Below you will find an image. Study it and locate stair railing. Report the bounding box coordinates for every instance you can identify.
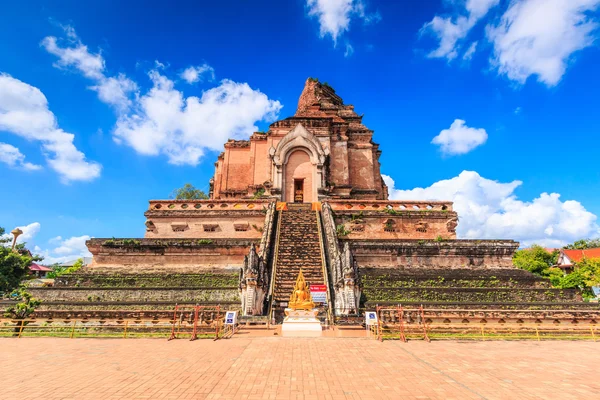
[316,209,335,327]
[266,209,283,326]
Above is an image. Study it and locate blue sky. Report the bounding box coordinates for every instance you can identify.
[1,0,599,262]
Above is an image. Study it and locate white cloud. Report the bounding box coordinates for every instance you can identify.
[41,35,104,80]
[42,26,281,167]
[113,70,282,165]
[514,106,522,114]
[52,235,91,255]
[180,64,215,84]
[344,42,354,57]
[431,119,488,155]
[42,26,138,110]
[89,74,138,110]
[37,234,93,265]
[306,0,380,44]
[384,171,600,247]
[486,0,600,86]
[0,73,101,183]
[0,142,42,171]
[49,235,63,244]
[462,41,478,60]
[421,0,499,60]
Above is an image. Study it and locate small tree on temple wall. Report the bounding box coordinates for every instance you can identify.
[170,183,209,200]
[0,226,40,294]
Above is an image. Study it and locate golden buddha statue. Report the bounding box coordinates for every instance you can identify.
[288,269,314,310]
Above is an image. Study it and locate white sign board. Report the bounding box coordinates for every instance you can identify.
[365,311,378,326]
[310,285,327,304]
[224,311,237,325]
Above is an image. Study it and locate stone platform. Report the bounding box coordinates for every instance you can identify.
[281,308,322,337]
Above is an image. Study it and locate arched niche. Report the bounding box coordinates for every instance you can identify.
[271,124,327,202]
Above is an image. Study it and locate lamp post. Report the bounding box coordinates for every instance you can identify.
[10,228,23,251]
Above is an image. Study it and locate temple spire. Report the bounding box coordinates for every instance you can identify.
[295,78,344,117]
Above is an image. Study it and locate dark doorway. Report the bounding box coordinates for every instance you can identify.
[294,179,304,203]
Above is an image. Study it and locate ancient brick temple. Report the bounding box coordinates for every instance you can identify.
[211,77,387,203]
[31,79,597,325]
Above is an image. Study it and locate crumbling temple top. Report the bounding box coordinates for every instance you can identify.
[211,78,388,202]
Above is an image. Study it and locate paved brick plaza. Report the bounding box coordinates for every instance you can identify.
[2,337,598,399]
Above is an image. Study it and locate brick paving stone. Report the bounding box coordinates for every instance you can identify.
[1,338,599,399]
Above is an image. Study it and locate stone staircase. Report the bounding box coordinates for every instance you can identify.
[271,204,326,319]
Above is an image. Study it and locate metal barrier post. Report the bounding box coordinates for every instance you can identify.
[168,304,179,341]
[123,321,129,339]
[17,321,25,338]
[376,305,383,342]
[591,327,596,342]
[214,306,221,341]
[398,305,407,343]
[190,306,199,341]
[420,306,430,343]
[535,327,540,341]
[70,320,76,339]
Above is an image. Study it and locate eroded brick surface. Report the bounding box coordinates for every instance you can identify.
[212,78,387,201]
[2,338,598,399]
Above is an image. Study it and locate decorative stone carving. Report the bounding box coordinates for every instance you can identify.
[263,180,273,196]
[321,202,361,316]
[170,222,189,232]
[239,201,276,316]
[415,221,428,233]
[239,244,266,316]
[144,220,156,233]
[447,217,458,233]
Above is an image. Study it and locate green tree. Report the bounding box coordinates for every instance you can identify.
[512,245,558,275]
[554,258,600,298]
[170,183,209,200]
[563,238,600,250]
[4,287,41,335]
[4,287,40,319]
[0,227,39,294]
[46,258,84,279]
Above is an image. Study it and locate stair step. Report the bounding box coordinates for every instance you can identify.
[272,207,327,309]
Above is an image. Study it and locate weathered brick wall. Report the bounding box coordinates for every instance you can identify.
[348,146,375,189]
[329,201,458,240]
[296,79,319,114]
[252,139,270,185]
[329,140,350,186]
[211,79,389,201]
[54,272,239,288]
[358,267,583,307]
[144,200,271,239]
[31,272,242,311]
[29,287,240,303]
[146,216,266,239]
[347,240,519,269]
[225,147,252,190]
[86,238,257,273]
[334,212,457,240]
